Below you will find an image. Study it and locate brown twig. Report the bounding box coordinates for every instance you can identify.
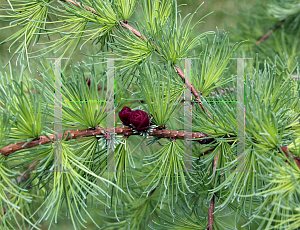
[118,21,210,117]
[207,149,220,230]
[1,207,5,216]
[207,197,215,230]
[174,66,211,116]
[1,127,212,156]
[205,146,298,230]
[280,146,300,169]
[198,147,216,160]
[119,21,146,40]
[59,0,211,118]
[17,160,40,184]
[119,22,212,118]
[60,0,98,15]
[256,19,286,45]
[148,187,157,197]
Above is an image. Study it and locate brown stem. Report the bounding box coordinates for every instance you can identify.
[207,197,215,230]
[59,0,211,118]
[205,145,298,230]
[118,22,210,117]
[120,23,212,118]
[256,19,286,45]
[198,147,216,160]
[174,66,211,117]
[17,160,40,184]
[119,21,145,40]
[119,21,165,56]
[118,20,207,116]
[207,149,220,230]
[60,0,98,16]
[1,127,211,156]
[280,146,300,169]
[148,187,157,197]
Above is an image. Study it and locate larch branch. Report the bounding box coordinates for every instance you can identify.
[58,0,211,118]
[1,127,211,156]
[256,19,285,45]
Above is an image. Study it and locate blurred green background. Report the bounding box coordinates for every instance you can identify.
[0,0,253,68]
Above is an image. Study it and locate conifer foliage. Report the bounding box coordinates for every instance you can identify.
[0,0,300,229]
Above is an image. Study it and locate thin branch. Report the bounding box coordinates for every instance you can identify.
[174,66,211,116]
[119,21,146,40]
[118,21,210,116]
[280,146,300,169]
[58,0,211,118]
[207,197,215,230]
[1,127,212,156]
[117,21,212,116]
[207,149,220,230]
[17,160,40,184]
[118,22,212,117]
[59,0,99,15]
[198,147,216,160]
[148,187,157,197]
[205,145,299,230]
[256,19,286,45]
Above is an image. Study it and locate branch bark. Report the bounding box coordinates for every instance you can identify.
[1,127,211,156]
[207,149,220,230]
[174,66,210,115]
[198,147,216,160]
[256,19,286,45]
[280,146,300,169]
[207,197,215,230]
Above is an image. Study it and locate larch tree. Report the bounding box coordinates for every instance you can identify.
[0,0,299,229]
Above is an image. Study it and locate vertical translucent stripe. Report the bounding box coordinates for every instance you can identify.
[183,58,193,173]
[54,58,63,172]
[236,58,245,172]
[106,58,115,173]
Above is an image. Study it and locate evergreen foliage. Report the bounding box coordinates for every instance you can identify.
[0,0,299,229]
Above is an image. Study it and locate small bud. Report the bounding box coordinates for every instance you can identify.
[118,106,132,126]
[86,78,91,87]
[130,110,150,131]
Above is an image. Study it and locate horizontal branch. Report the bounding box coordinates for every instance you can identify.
[1,127,211,156]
